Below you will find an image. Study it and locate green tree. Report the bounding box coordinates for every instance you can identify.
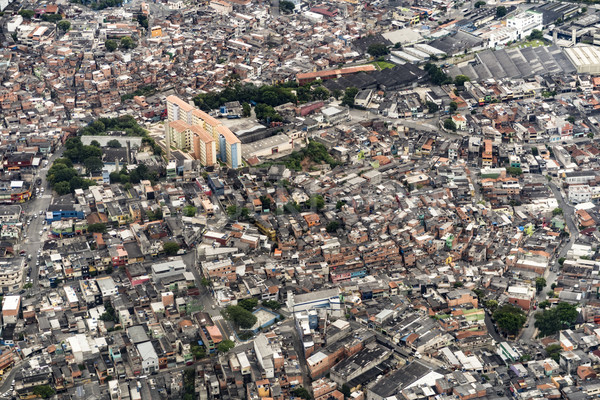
[443,118,457,132]
[41,13,62,23]
[222,305,257,329]
[326,221,340,233]
[454,75,470,87]
[341,87,359,107]
[546,344,562,362]
[538,300,550,309]
[493,304,526,335]
[106,139,122,148]
[57,20,71,32]
[291,386,312,400]
[163,242,180,256]
[534,302,579,337]
[474,1,485,7]
[242,102,251,117]
[507,167,523,176]
[424,63,451,85]
[137,14,149,29]
[425,101,439,113]
[567,115,575,124]
[88,223,107,234]
[183,205,197,217]
[309,195,325,210]
[84,156,104,174]
[558,257,566,265]
[449,101,458,112]
[217,339,235,353]
[528,29,543,40]
[367,43,390,58]
[201,277,211,287]
[535,277,547,293]
[336,200,345,210]
[553,208,563,216]
[496,6,507,18]
[262,300,281,310]
[18,9,34,19]
[238,298,258,311]
[531,147,538,156]
[32,385,55,399]
[54,181,71,195]
[280,0,295,13]
[105,39,118,52]
[120,36,136,50]
[484,299,498,313]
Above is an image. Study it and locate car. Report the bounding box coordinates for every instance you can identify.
[34,214,37,219]
[42,220,46,225]
[525,324,529,328]
[39,210,44,215]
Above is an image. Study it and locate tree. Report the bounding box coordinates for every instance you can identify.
[279,0,295,13]
[84,156,104,174]
[443,118,457,132]
[496,6,507,18]
[238,298,258,311]
[531,147,538,156]
[222,305,257,329]
[242,102,251,117]
[484,299,498,313]
[454,75,470,87]
[120,36,136,50]
[262,300,281,310]
[552,208,563,216]
[32,385,55,399]
[309,195,325,210]
[326,221,340,233]
[534,302,579,337]
[424,63,451,85]
[566,115,575,124]
[163,242,180,256]
[341,87,359,107]
[505,166,522,176]
[474,1,485,7]
[493,304,526,335]
[291,386,312,400]
[88,223,107,234]
[546,344,562,362]
[18,9,34,19]
[538,300,550,309]
[137,14,149,29]
[57,20,71,32]
[425,101,439,113]
[449,101,458,112]
[528,29,543,40]
[201,277,211,287]
[183,205,197,217]
[535,277,547,293]
[217,340,235,353]
[105,39,118,52]
[54,181,71,195]
[106,139,122,148]
[41,13,62,23]
[367,43,390,58]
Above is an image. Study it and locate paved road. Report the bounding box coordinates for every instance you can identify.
[519,181,577,342]
[180,250,237,343]
[19,148,64,289]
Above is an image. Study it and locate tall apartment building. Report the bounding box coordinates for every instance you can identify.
[165,95,242,168]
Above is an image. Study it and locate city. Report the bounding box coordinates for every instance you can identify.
[1,0,600,399]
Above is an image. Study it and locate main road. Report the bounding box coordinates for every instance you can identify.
[519,181,578,342]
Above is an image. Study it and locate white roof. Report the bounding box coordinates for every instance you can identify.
[2,295,20,311]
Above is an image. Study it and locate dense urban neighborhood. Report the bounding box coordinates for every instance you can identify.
[3,0,600,399]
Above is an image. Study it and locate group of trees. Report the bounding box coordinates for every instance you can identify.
[100,300,120,324]
[534,302,578,337]
[163,242,180,256]
[109,164,159,186]
[443,118,457,132]
[279,0,295,13]
[424,63,452,86]
[183,205,197,217]
[367,43,390,58]
[283,140,338,171]
[80,116,162,156]
[341,87,359,107]
[193,80,332,122]
[493,304,527,336]
[47,157,97,195]
[71,0,123,11]
[105,36,136,52]
[222,305,257,330]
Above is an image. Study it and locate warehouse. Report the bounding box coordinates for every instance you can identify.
[564,45,600,74]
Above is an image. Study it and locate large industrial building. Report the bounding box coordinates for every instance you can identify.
[165,96,242,168]
[564,45,600,74]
